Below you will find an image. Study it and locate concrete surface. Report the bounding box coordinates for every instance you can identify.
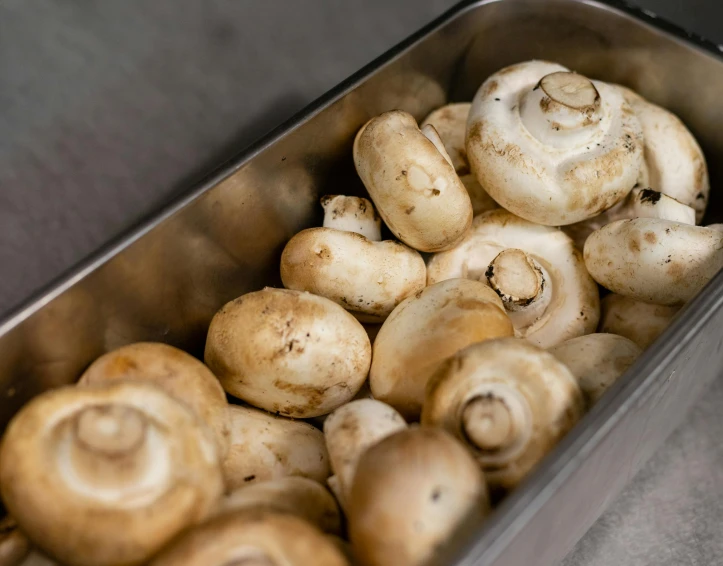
[1,1,722,564]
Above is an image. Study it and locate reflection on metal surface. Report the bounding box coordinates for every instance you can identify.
[1,1,723,565]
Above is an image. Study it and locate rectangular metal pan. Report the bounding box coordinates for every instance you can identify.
[2,1,723,565]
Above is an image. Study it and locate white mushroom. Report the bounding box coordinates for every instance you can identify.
[205,288,371,418]
[421,103,472,174]
[599,293,680,349]
[222,404,330,492]
[216,477,341,535]
[0,381,223,566]
[466,61,643,226]
[323,399,407,510]
[616,85,709,222]
[422,337,584,493]
[148,510,350,566]
[353,110,473,252]
[370,278,514,419]
[281,196,426,322]
[548,333,642,406]
[584,219,723,305]
[427,209,600,347]
[77,342,230,458]
[0,515,30,566]
[348,427,490,566]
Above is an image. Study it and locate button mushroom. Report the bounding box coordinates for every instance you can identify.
[353,110,473,252]
[280,196,426,322]
[320,194,382,240]
[0,515,30,566]
[422,337,584,493]
[0,381,223,566]
[215,477,341,535]
[599,293,680,349]
[323,399,407,511]
[370,278,514,419]
[466,60,643,226]
[222,404,330,492]
[348,427,490,566]
[205,288,371,418]
[584,218,723,305]
[148,510,350,566]
[427,209,600,347]
[77,341,230,457]
[548,333,642,406]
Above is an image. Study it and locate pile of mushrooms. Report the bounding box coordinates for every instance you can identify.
[0,58,719,566]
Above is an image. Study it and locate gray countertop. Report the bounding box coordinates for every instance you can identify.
[2,1,722,564]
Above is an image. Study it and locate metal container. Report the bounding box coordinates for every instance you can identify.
[1,0,722,564]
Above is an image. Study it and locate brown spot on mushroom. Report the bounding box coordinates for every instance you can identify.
[644,231,657,245]
[628,236,641,252]
[483,80,499,96]
[666,261,685,282]
[431,189,441,197]
[405,206,416,215]
[315,246,331,260]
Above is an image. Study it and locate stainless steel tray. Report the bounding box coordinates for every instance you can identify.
[2,1,723,565]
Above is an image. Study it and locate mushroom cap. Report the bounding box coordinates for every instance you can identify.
[0,381,223,566]
[466,61,643,226]
[321,195,382,241]
[370,278,514,419]
[280,228,426,322]
[348,427,489,566]
[548,333,642,406]
[427,209,600,347]
[148,510,350,566]
[584,218,723,305]
[205,288,371,418]
[421,103,472,174]
[422,337,584,491]
[599,293,680,349]
[460,174,500,216]
[353,110,473,252]
[0,515,30,566]
[323,399,407,510]
[616,86,709,222]
[216,477,341,535]
[78,342,230,458]
[222,404,330,492]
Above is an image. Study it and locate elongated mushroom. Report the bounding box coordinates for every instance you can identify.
[216,477,341,535]
[281,196,426,322]
[353,110,473,252]
[78,342,230,457]
[599,293,680,349]
[0,515,30,566]
[205,288,371,418]
[466,61,643,226]
[0,381,223,566]
[427,209,599,347]
[422,338,584,492]
[148,510,349,566]
[324,399,407,510]
[584,218,723,305]
[348,427,490,566]
[548,333,642,406]
[421,103,472,174]
[222,404,330,492]
[370,278,514,419]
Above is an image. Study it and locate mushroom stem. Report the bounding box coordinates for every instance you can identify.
[520,71,602,148]
[485,249,552,333]
[321,195,381,241]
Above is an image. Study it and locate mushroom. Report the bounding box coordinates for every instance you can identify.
[348,427,490,566]
[78,341,230,457]
[616,85,709,222]
[215,477,341,535]
[584,218,723,305]
[564,187,696,251]
[148,510,350,566]
[422,337,584,492]
[466,60,643,226]
[323,399,407,510]
[599,293,681,349]
[548,333,642,406]
[205,288,371,418]
[353,110,473,252]
[421,103,472,174]
[0,381,223,566]
[370,278,514,419]
[280,196,426,322]
[427,209,600,348]
[0,515,30,566]
[222,404,330,492]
